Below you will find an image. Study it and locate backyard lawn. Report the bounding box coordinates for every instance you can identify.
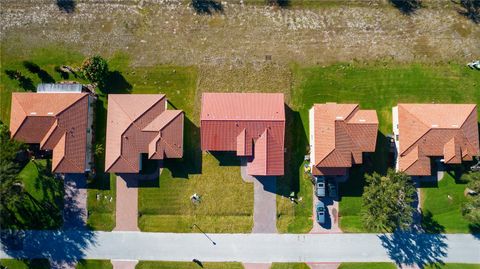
[420,171,473,233]
[135,261,244,269]
[291,62,480,233]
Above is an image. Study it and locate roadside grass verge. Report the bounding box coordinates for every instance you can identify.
[271,263,310,269]
[0,259,50,269]
[291,62,480,233]
[135,261,244,269]
[76,259,113,269]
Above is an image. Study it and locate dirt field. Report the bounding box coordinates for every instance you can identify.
[2,0,479,66]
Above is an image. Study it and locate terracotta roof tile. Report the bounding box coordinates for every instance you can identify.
[397,104,479,176]
[201,93,285,176]
[311,103,378,176]
[10,93,89,173]
[105,94,183,173]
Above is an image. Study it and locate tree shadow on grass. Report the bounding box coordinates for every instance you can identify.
[191,0,223,15]
[1,167,96,267]
[267,0,290,8]
[23,61,55,83]
[421,210,445,234]
[276,105,308,197]
[378,226,447,268]
[0,258,50,269]
[5,70,36,92]
[99,71,132,94]
[161,116,202,179]
[1,160,63,231]
[57,0,76,13]
[469,223,480,239]
[452,0,479,24]
[389,0,422,14]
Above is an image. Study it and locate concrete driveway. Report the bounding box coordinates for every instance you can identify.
[241,160,277,234]
[63,174,87,230]
[252,177,277,233]
[114,175,139,231]
[310,190,342,234]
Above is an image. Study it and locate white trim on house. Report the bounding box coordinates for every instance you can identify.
[309,107,315,171]
[392,106,400,171]
[85,95,95,172]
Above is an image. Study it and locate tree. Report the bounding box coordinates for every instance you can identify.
[94,143,104,157]
[0,123,25,228]
[462,171,480,194]
[362,169,417,232]
[81,55,109,86]
[462,171,480,225]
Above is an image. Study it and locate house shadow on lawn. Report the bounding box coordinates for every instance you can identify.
[338,131,389,201]
[158,116,202,179]
[276,105,308,198]
[210,151,242,166]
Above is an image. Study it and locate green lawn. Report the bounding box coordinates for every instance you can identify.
[270,263,310,269]
[291,62,480,233]
[135,261,244,269]
[76,259,113,269]
[420,172,473,233]
[338,263,397,269]
[139,152,254,232]
[0,259,50,269]
[3,159,64,230]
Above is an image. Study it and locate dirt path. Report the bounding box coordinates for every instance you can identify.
[1,0,478,69]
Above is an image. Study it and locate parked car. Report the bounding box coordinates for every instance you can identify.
[316,201,326,224]
[328,179,337,198]
[315,176,326,197]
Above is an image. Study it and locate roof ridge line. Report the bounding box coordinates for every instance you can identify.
[399,106,431,155]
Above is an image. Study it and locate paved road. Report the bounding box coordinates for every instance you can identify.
[1,231,479,265]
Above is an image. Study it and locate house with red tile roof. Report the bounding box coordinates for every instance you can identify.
[309,103,378,176]
[105,94,183,173]
[10,92,94,173]
[200,93,285,176]
[393,104,479,176]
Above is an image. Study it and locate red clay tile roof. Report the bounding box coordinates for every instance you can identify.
[105,94,183,173]
[397,104,479,176]
[201,93,285,176]
[10,93,90,173]
[312,103,378,176]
